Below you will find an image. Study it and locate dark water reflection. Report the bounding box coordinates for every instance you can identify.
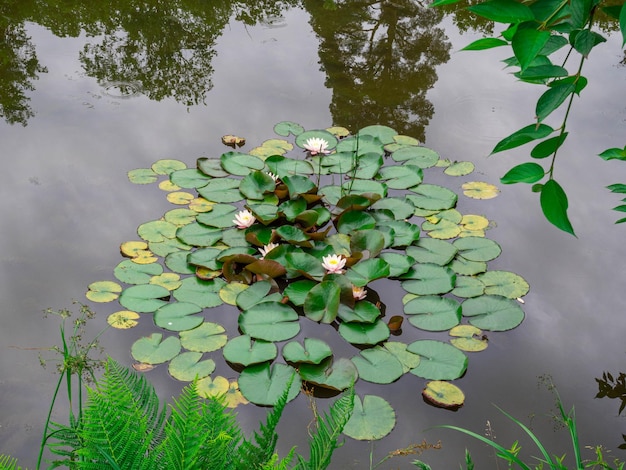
[1,1,625,468]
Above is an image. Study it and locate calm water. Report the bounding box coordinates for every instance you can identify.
[1,1,625,468]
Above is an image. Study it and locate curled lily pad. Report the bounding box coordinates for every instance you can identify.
[422,381,465,409]
[238,362,301,406]
[283,279,317,306]
[223,335,277,367]
[408,340,468,380]
[282,338,332,365]
[168,352,215,381]
[343,394,396,441]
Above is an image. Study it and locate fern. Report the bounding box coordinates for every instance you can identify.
[0,455,23,470]
[294,385,355,470]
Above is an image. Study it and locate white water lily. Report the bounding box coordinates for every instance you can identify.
[322,254,346,274]
[303,137,331,155]
[266,172,279,182]
[352,285,367,300]
[233,209,255,229]
[259,242,279,259]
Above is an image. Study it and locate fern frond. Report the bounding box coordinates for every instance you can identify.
[295,385,355,470]
[0,454,22,470]
[235,374,294,469]
[194,395,242,469]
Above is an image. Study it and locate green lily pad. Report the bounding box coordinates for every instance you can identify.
[346,258,391,287]
[169,168,212,188]
[343,395,396,441]
[404,296,461,331]
[172,277,225,308]
[131,333,181,364]
[451,276,486,298]
[352,152,384,179]
[341,179,387,198]
[283,279,317,306]
[274,121,305,137]
[223,335,277,367]
[282,338,333,365]
[176,222,223,247]
[197,178,242,203]
[195,204,240,228]
[406,184,457,211]
[337,301,381,323]
[378,252,415,277]
[128,168,157,184]
[377,164,423,189]
[449,325,488,352]
[220,152,265,176]
[197,158,229,178]
[295,129,338,151]
[238,362,301,406]
[391,146,439,168]
[239,171,276,200]
[138,220,178,243]
[461,296,525,331]
[385,220,421,247]
[119,284,170,313]
[154,301,204,332]
[152,159,187,175]
[179,322,228,353]
[478,271,530,299]
[298,357,358,391]
[371,197,415,220]
[163,208,197,227]
[358,125,397,144]
[113,260,163,285]
[338,319,390,345]
[406,238,458,266]
[351,346,404,384]
[421,219,462,240]
[449,257,487,276]
[336,135,384,157]
[168,352,215,381]
[148,238,191,258]
[383,342,421,373]
[408,340,468,380]
[86,280,123,303]
[453,237,502,262]
[337,210,377,233]
[349,230,385,258]
[303,281,341,323]
[165,251,196,275]
[401,263,455,295]
[265,155,314,178]
[422,381,465,409]
[443,161,475,176]
[236,280,273,310]
[238,302,300,342]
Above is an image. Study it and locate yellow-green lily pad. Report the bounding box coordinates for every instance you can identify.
[86,281,122,302]
[197,376,249,408]
[343,394,396,441]
[107,310,140,329]
[422,381,465,409]
[449,324,488,352]
[462,181,500,199]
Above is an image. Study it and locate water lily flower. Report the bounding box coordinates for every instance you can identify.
[267,172,279,182]
[259,242,279,259]
[233,209,255,229]
[303,137,331,155]
[322,254,346,274]
[352,285,367,300]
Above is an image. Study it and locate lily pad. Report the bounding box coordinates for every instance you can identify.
[453,237,502,262]
[404,296,461,331]
[128,168,157,184]
[107,310,140,329]
[265,155,314,178]
[154,301,204,332]
[406,238,458,266]
[168,352,215,381]
[298,357,358,391]
[197,178,242,203]
[274,121,305,136]
[152,159,187,175]
[371,197,415,220]
[401,263,455,295]
[303,281,341,323]
[131,333,181,364]
[444,161,475,176]
[197,376,249,408]
[449,325,488,352]
[238,302,301,342]
[223,335,278,367]
[351,346,404,384]
[346,258,390,287]
[169,168,212,189]
[172,277,225,308]
[149,273,182,291]
[391,146,439,168]
[282,338,333,365]
[422,381,465,409]
[86,280,123,302]
[118,284,170,313]
[408,340,468,380]
[407,184,457,211]
[383,342,421,373]
[220,152,265,176]
[179,322,228,352]
[176,222,223,247]
[358,124,397,144]
[377,164,423,189]
[449,257,487,276]
[451,276,486,298]
[343,394,396,441]
[238,362,301,406]
[283,279,317,306]
[462,181,500,199]
[478,271,530,299]
[137,220,178,243]
[461,295,525,331]
[337,301,381,323]
[338,319,390,345]
[378,252,415,277]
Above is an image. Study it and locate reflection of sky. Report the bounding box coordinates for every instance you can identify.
[1,9,625,469]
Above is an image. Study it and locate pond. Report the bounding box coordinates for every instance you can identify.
[1,1,625,468]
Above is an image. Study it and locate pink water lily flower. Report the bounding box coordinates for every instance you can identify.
[352,285,367,300]
[233,210,255,229]
[259,242,279,259]
[303,137,331,156]
[322,254,346,274]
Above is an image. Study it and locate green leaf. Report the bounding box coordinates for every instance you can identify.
[371,197,415,220]
[358,125,397,144]
[391,146,439,168]
[303,280,341,323]
[451,276,486,298]
[515,64,569,81]
[383,342,421,372]
[492,124,554,154]
[337,210,377,233]
[282,338,332,365]
[239,171,276,200]
[406,238,458,266]
[468,0,535,23]
[462,38,509,51]
[406,184,458,211]
[461,295,525,331]
[168,352,215,381]
[220,152,265,176]
[351,346,404,384]
[501,162,545,184]
[338,319,390,345]
[265,155,314,178]
[138,220,178,242]
[443,161,475,177]
[169,168,212,188]
[449,325,488,352]
[345,258,391,287]
[453,237,502,262]
[195,204,239,228]
[128,168,157,184]
[407,340,468,380]
[119,284,170,313]
[298,357,358,391]
[283,174,317,198]
[621,3,626,47]
[512,29,550,71]
[172,277,224,308]
[530,133,568,159]
[337,301,381,323]
[222,335,277,367]
[114,260,163,285]
[283,279,317,306]
[176,222,222,247]
[238,301,301,341]
[274,121,305,136]
[343,395,396,441]
[377,164,423,189]
[295,129,338,152]
[536,83,575,122]
[598,146,626,161]
[154,301,204,332]
[401,263,455,295]
[478,271,530,298]
[428,0,463,6]
[350,230,385,258]
[404,296,462,331]
[131,333,181,364]
[197,178,243,203]
[378,252,415,277]
[570,29,607,57]
[238,363,301,406]
[607,183,626,194]
[540,179,575,235]
[179,322,228,352]
[422,381,465,409]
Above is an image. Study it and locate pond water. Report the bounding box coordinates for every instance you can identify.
[1,1,625,468]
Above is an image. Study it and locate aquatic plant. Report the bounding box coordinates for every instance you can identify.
[430,0,626,233]
[87,122,528,440]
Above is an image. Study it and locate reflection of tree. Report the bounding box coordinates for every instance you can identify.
[303,0,451,141]
[0,3,47,126]
[596,371,626,450]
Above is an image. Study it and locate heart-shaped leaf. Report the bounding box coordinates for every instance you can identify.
[238,302,300,342]
[238,363,301,406]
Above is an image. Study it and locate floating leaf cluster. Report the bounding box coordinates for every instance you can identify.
[87,123,528,439]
